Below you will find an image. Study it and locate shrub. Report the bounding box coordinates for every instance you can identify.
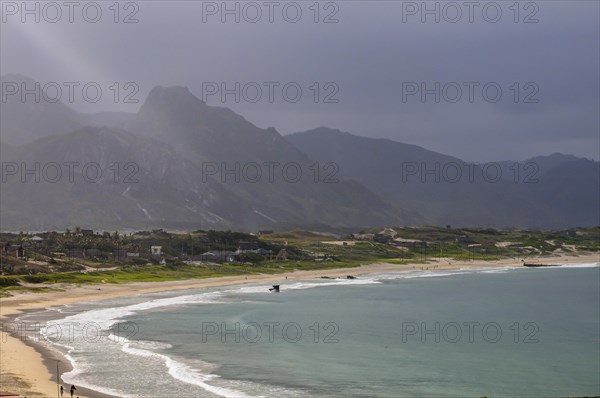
[239,253,265,264]
[128,257,149,266]
[21,275,50,284]
[0,277,20,287]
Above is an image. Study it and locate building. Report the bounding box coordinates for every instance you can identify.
[200,251,238,263]
[275,249,287,260]
[6,245,25,258]
[238,240,259,251]
[373,233,392,243]
[352,233,374,241]
[455,235,472,243]
[373,228,398,243]
[392,238,427,247]
[253,248,273,255]
[151,246,162,256]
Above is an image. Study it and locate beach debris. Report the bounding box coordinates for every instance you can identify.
[522,262,560,267]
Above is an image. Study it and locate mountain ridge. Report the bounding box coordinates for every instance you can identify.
[287,128,599,229]
[1,74,596,230]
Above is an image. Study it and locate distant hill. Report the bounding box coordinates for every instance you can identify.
[0,126,247,230]
[0,87,416,230]
[287,128,599,228]
[524,158,600,227]
[0,74,86,145]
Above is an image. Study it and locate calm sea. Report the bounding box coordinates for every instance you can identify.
[22,263,600,397]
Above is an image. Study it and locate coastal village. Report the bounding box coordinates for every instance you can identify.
[0,227,597,285]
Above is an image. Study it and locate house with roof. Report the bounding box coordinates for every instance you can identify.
[392,238,427,248]
[200,250,239,263]
[373,233,392,243]
[352,233,374,241]
[237,240,259,252]
[6,245,25,258]
[374,228,398,243]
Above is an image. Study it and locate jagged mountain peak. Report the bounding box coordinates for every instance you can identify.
[142,86,205,109]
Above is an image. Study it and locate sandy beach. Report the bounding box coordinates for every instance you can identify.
[1,252,598,398]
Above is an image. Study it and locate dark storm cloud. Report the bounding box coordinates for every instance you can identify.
[1,0,598,161]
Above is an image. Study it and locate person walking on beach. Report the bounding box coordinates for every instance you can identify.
[70,385,77,397]
[60,385,64,396]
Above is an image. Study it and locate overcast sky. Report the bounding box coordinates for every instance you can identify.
[1,1,598,161]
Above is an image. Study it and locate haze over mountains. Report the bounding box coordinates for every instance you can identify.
[288,128,599,229]
[1,75,598,231]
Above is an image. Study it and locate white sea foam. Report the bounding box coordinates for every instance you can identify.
[60,350,134,398]
[46,287,282,397]
[401,271,471,279]
[60,291,225,329]
[477,267,514,274]
[370,268,515,281]
[283,279,382,289]
[227,278,381,295]
[558,262,600,268]
[53,326,256,398]
[128,339,173,350]
[120,336,256,398]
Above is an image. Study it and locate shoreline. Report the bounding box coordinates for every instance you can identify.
[1,252,598,398]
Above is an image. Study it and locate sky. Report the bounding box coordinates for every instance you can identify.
[1,0,599,162]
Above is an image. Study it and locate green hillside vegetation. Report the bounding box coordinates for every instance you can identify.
[1,227,597,296]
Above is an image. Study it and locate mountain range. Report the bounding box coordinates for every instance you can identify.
[1,74,598,231]
[288,128,599,229]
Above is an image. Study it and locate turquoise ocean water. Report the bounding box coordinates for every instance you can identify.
[22,263,600,397]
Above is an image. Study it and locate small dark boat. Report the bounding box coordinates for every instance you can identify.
[269,285,280,292]
[523,263,560,268]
